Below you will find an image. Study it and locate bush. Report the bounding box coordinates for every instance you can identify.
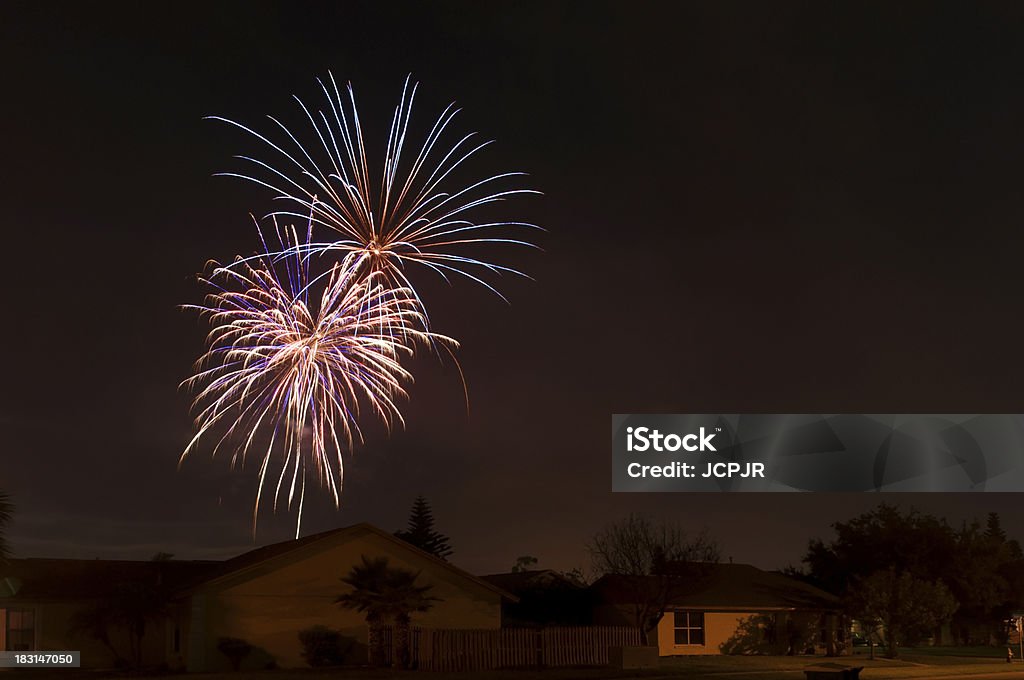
[216,637,252,671]
[298,625,349,667]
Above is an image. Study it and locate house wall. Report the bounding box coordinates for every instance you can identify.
[591,603,766,655]
[593,604,834,657]
[1,600,171,669]
[188,529,501,671]
[656,610,760,656]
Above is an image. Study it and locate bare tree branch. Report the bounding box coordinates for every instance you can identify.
[588,514,719,641]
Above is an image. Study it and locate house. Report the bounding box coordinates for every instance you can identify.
[0,557,214,666]
[591,562,843,657]
[479,569,592,627]
[0,523,514,671]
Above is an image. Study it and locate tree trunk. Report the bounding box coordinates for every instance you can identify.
[394,614,411,669]
[366,616,385,668]
[885,623,899,658]
[97,631,122,665]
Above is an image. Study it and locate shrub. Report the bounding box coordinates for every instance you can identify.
[216,637,252,671]
[298,625,348,667]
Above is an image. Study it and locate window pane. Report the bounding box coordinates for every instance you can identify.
[692,611,704,627]
[690,629,704,645]
[673,611,686,627]
[6,610,34,652]
[674,629,689,645]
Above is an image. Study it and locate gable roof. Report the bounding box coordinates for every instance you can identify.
[180,523,516,601]
[592,563,839,611]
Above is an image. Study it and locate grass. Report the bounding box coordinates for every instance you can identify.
[661,651,1024,678]
[7,650,1024,680]
[899,646,1010,660]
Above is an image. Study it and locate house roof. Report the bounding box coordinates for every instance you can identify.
[182,523,516,601]
[0,523,515,603]
[0,558,217,601]
[592,563,839,612]
[479,570,583,595]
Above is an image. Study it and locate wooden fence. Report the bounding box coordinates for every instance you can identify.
[381,625,642,671]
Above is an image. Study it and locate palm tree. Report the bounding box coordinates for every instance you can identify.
[112,579,169,668]
[68,601,124,665]
[68,565,171,669]
[335,555,439,668]
[0,492,13,565]
[336,556,391,666]
[383,567,437,669]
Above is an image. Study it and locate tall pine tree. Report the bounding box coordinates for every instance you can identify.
[394,496,453,560]
[986,512,1007,543]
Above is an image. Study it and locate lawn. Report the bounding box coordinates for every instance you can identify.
[659,651,1024,678]
[6,651,1024,680]
[898,646,1010,661]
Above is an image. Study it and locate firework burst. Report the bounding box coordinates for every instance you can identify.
[207,73,542,316]
[183,76,539,535]
[181,222,454,536]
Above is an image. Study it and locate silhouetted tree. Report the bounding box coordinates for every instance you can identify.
[983,512,1023,560]
[846,568,957,657]
[111,579,169,668]
[67,563,170,669]
[503,571,593,627]
[588,514,718,643]
[805,504,957,598]
[336,555,439,669]
[807,505,1024,646]
[336,556,390,667]
[947,519,1010,642]
[68,601,123,665]
[383,567,437,669]
[562,566,589,586]
[979,513,1024,642]
[394,496,453,560]
[0,492,12,565]
[986,512,1008,543]
[511,556,538,572]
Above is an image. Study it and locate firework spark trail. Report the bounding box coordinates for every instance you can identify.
[182,76,538,535]
[181,221,455,537]
[206,73,543,317]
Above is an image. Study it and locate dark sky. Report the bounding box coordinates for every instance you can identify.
[5,1,1024,576]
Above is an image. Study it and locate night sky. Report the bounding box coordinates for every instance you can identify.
[5,2,1024,576]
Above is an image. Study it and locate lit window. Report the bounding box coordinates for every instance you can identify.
[6,608,34,651]
[673,611,704,645]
